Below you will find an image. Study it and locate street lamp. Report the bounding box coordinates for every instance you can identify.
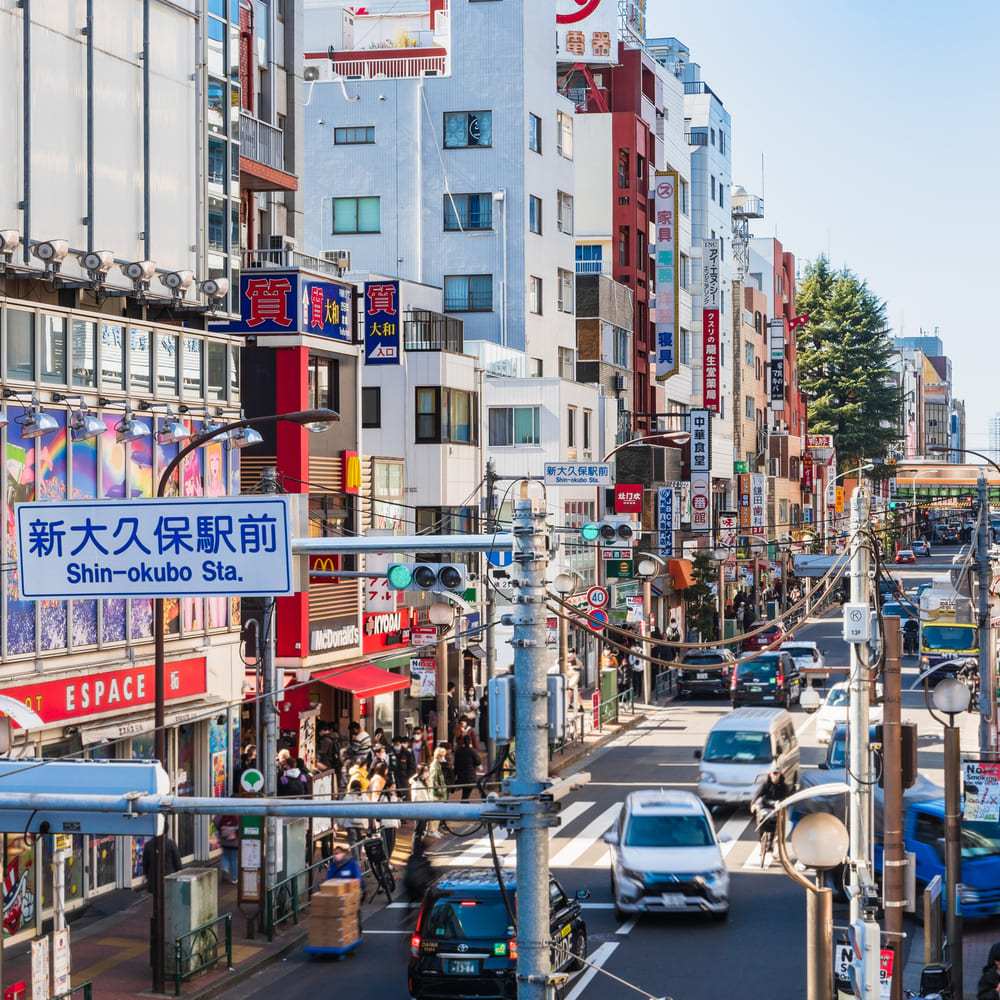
[150,407,338,993]
[635,553,665,703]
[931,676,971,1000]
[428,601,456,746]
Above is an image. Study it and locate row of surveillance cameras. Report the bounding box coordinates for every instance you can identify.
[0,232,228,303]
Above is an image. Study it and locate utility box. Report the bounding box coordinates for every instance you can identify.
[282,818,309,901]
[598,668,618,726]
[164,868,218,977]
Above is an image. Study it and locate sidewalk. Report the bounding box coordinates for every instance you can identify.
[2,705,649,1000]
[903,916,1000,999]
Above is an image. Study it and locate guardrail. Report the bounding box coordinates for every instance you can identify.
[52,983,92,1000]
[173,913,232,996]
[266,854,333,942]
[654,668,677,700]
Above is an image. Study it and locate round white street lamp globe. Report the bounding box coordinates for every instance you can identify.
[790,812,850,871]
[932,676,971,716]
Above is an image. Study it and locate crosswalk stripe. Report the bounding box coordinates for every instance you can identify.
[564,941,619,1000]
[551,805,620,868]
[717,812,754,860]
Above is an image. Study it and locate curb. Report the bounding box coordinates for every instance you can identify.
[549,711,648,775]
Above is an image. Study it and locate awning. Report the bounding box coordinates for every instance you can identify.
[313,664,410,699]
[668,558,695,590]
[79,698,227,745]
[464,645,486,659]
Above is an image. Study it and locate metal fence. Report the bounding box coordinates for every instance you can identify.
[173,913,232,996]
[266,854,334,941]
[52,983,92,1000]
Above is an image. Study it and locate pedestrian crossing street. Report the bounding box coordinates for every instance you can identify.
[436,798,793,874]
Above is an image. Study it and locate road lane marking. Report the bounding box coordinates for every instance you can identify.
[564,941,619,1000]
[551,805,620,868]
[615,917,637,935]
[717,811,752,860]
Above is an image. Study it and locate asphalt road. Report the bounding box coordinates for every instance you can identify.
[219,546,981,1000]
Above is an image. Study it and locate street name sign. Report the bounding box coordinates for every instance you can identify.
[15,497,294,599]
[543,462,612,486]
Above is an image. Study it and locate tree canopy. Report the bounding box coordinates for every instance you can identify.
[796,256,901,466]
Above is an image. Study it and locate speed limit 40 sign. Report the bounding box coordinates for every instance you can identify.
[587,586,609,609]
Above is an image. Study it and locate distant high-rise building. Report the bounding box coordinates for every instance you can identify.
[989,413,1000,465]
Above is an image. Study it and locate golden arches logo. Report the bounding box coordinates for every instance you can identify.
[342,450,361,494]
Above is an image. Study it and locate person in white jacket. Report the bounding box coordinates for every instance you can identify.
[409,764,435,847]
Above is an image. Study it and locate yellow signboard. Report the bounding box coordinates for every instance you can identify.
[835,486,844,513]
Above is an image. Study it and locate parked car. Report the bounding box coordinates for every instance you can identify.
[741,621,786,652]
[604,788,729,921]
[911,539,932,557]
[780,641,829,688]
[408,868,589,1000]
[813,681,883,744]
[894,549,916,565]
[731,651,801,708]
[677,648,737,699]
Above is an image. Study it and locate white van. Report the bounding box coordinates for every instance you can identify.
[694,707,800,807]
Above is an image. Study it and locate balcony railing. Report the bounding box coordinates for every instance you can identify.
[241,248,343,278]
[239,111,286,172]
[575,260,610,275]
[403,309,464,353]
[333,51,447,80]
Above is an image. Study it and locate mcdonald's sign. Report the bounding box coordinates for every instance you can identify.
[309,554,340,585]
[342,450,361,495]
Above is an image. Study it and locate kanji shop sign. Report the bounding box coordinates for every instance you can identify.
[556,0,617,64]
[654,171,679,381]
[364,280,401,365]
[15,497,294,598]
[690,409,711,474]
[215,272,353,339]
[1,658,207,725]
[690,473,711,534]
[702,239,721,412]
[614,485,643,514]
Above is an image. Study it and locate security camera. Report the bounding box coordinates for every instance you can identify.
[163,269,194,294]
[32,239,69,269]
[121,260,156,286]
[199,276,230,302]
[78,250,115,279]
[0,230,20,257]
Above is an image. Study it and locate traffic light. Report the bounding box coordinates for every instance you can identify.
[386,562,466,593]
[580,521,636,544]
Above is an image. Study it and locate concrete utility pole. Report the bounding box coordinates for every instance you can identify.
[881,618,905,1000]
[975,472,995,751]
[509,490,552,1000]
[485,458,498,768]
[260,467,280,896]
[847,486,873,926]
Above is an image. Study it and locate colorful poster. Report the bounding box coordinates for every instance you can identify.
[654,171,679,381]
[702,239,721,412]
[964,761,1000,821]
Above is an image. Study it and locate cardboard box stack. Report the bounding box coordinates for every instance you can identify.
[311,878,361,950]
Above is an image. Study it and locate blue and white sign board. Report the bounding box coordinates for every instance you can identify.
[16,496,295,599]
[543,463,612,486]
[658,485,680,558]
[486,548,513,568]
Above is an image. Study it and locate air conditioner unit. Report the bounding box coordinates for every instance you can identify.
[614,374,627,392]
[769,458,780,477]
[303,65,320,82]
[324,249,351,270]
[617,396,627,413]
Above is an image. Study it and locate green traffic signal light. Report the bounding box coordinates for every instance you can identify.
[581,523,601,541]
[386,563,413,589]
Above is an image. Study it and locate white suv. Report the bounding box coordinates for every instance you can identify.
[603,789,730,921]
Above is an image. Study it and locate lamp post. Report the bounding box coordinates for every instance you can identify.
[635,553,665,703]
[928,444,997,752]
[149,407,338,994]
[930,676,971,1000]
[428,602,456,746]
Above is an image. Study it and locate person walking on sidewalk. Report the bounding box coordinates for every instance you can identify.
[454,734,482,800]
[409,764,433,846]
[977,941,1000,999]
[428,749,449,837]
[214,814,240,884]
[142,835,181,889]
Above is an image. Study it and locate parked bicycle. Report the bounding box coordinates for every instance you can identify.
[356,832,396,904]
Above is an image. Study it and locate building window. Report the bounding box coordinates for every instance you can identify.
[636,230,645,273]
[711,176,716,200]
[719,183,725,208]
[745,342,754,365]
[679,328,691,365]
[567,405,576,448]
[556,110,573,158]
[444,110,492,148]
[576,244,602,273]
[528,112,541,152]
[612,324,629,367]
[308,356,340,411]
[205,339,226,400]
[557,268,574,313]
[182,336,203,395]
[710,127,716,146]
[444,193,493,231]
[444,274,493,312]
[40,315,67,384]
[415,387,479,444]
[489,406,540,446]
[558,346,574,380]
[719,130,726,155]
[334,125,375,144]
[529,195,542,235]
[636,153,645,183]
[529,358,543,377]
[333,196,380,233]
[617,149,629,189]
[362,386,381,428]
[71,319,96,388]
[529,275,542,314]
[557,191,573,234]
[679,253,690,289]
[7,308,35,380]
[679,177,689,215]
[745,395,754,419]
[618,226,629,267]
[583,409,592,451]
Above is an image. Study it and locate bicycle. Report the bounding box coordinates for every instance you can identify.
[362,833,397,905]
[754,801,778,867]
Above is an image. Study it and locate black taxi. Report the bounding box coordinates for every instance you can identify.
[408,868,589,999]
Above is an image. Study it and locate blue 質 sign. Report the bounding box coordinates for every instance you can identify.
[364,280,401,364]
[15,497,295,599]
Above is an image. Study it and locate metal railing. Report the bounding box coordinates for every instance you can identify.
[402,309,464,352]
[655,668,678,701]
[240,248,345,278]
[173,913,232,996]
[239,111,286,172]
[52,983,92,1000]
[550,688,641,756]
[333,52,447,80]
[266,853,333,941]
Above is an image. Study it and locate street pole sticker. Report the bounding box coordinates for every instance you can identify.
[963,760,1000,821]
[15,496,294,598]
[834,944,892,998]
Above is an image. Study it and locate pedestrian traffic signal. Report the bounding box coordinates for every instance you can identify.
[386,562,466,593]
[580,521,636,544]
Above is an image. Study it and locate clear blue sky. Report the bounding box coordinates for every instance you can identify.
[645,1,1000,448]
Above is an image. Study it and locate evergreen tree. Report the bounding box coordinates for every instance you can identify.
[796,256,901,465]
[685,552,719,643]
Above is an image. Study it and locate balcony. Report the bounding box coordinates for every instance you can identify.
[239,111,298,192]
[575,259,611,275]
[241,248,343,278]
[403,309,464,353]
[333,49,447,80]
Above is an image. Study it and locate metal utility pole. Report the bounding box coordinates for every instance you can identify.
[976,472,995,752]
[260,467,280,895]
[509,490,551,1000]
[882,617,904,1000]
[943,715,963,1000]
[847,486,873,926]
[485,459,498,768]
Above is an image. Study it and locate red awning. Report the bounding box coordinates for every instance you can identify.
[668,558,695,590]
[313,664,410,699]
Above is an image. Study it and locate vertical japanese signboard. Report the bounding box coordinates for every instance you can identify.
[689,408,711,474]
[769,317,785,409]
[690,474,711,534]
[702,239,721,412]
[738,474,751,530]
[801,452,814,492]
[364,280,401,365]
[555,0,617,63]
[654,171,679,381]
[750,475,766,535]
[658,485,679,557]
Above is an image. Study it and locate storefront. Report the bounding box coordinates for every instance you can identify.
[0,656,239,945]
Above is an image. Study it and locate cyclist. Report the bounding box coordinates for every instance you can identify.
[750,767,791,854]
